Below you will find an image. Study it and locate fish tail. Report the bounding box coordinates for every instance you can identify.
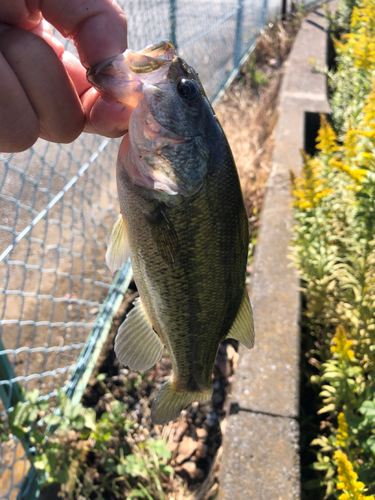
[151,381,212,425]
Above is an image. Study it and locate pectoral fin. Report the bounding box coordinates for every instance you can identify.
[226,290,255,349]
[143,204,180,268]
[106,214,130,274]
[115,297,164,370]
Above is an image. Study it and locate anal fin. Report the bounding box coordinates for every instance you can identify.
[106,214,131,274]
[151,380,212,425]
[226,289,255,349]
[114,297,164,370]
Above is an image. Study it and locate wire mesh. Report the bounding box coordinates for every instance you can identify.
[0,0,315,498]
[0,135,121,499]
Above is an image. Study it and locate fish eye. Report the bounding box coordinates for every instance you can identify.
[177,79,199,101]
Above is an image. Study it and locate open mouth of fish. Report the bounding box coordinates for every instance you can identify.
[87,42,195,196]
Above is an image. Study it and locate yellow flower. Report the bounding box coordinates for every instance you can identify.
[336,413,349,448]
[316,115,337,155]
[328,158,367,183]
[342,126,358,162]
[359,89,375,155]
[352,34,375,70]
[291,156,334,211]
[331,325,355,362]
[351,130,375,138]
[350,5,361,28]
[348,169,368,181]
[334,450,374,500]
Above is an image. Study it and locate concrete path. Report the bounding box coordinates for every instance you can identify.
[218,4,334,499]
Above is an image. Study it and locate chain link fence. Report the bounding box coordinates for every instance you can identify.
[0,0,314,498]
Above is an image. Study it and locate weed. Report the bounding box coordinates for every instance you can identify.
[3,384,174,499]
[246,54,269,92]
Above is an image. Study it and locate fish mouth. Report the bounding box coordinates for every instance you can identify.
[87,41,176,104]
[87,53,140,103]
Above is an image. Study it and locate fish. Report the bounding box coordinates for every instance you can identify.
[87,40,254,425]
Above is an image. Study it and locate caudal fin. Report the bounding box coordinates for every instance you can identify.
[151,381,212,425]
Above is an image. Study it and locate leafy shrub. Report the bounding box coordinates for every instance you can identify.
[4,387,173,499]
[291,0,375,498]
[330,0,375,135]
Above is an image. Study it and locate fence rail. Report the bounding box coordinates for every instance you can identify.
[0,0,316,498]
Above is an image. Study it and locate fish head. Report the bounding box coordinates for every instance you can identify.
[88,41,216,198]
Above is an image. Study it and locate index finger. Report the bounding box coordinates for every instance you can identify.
[40,0,127,67]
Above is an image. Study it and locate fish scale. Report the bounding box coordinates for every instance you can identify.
[118,140,248,400]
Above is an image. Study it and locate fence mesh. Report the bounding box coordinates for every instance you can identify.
[0,0,313,498]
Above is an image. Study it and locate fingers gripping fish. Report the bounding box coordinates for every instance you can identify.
[87,40,254,425]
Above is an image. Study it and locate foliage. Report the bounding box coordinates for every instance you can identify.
[330,0,375,136]
[3,384,173,499]
[291,0,375,498]
[246,53,269,91]
[330,0,359,35]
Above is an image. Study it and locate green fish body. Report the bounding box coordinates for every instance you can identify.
[88,41,254,424]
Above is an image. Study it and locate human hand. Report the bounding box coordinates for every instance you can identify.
[0,0,132,153]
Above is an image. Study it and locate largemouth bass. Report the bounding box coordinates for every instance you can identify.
[87,40,254,425]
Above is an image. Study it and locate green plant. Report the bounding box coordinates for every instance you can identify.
[329,0,375,136]
[246,53,269,91]
[291,1,375,498]
[332,0,359,34]
[2,383,174,499]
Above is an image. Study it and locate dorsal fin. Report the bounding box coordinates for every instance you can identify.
[226,289,254,349]
[114,297,164,371]
[106,214,130,274]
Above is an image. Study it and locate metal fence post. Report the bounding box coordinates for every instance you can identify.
[282,0,287,19]
[261,0,269,27]
[0,338,30,456]
[169,0,177,48]
[17,468,39,500]
[234,0,244,67]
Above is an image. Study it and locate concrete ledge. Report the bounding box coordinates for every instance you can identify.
[218,412,300,500]
[218,4,334,499]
